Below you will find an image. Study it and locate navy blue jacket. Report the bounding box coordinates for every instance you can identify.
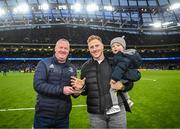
[33,55,76,118]
[112,49,142,82]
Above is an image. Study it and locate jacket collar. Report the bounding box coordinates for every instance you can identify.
[53,55,70,67]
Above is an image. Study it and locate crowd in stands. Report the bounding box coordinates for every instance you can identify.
[0,61,37,73]
[1,27,180,46]
[0,60,179,74]
[138,49,180,58]
[0,60,87,73]
[0,47,179,73]
[0,48,179,58]
[0,51,53,58]
[141,61,180,70]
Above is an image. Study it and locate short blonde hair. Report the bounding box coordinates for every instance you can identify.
[87,35,102,44]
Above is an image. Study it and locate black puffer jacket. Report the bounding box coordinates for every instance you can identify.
[81,58,112,114]
[33,55,76,118]
[81,58,132,114]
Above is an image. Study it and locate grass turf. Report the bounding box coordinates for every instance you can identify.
[0,70,180,128]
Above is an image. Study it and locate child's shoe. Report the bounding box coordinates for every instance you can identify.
[106,105,121,115]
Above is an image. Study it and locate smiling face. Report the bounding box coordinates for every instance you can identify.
[111,42,124,54]
[88,39,104,61]
[55,39,70,63]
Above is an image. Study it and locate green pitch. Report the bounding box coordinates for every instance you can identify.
[0,70,180,128]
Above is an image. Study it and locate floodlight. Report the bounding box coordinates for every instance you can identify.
[0,8,5,16]
[13,3,30,14]
[21,4,30,13]
[169,3,180,10]
[13,8,18,14]
[86,3,99,12]
[71,3,82,12]
[58,5,67,10]
[40,3,49,11]
[162,22,173,26]
[104,5,114,11]
[149,22,161,28]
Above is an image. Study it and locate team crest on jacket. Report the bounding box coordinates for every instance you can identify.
[68,67,74,73]
[49,64,54,69]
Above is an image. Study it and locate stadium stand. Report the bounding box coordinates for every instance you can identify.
[0,0,180,72]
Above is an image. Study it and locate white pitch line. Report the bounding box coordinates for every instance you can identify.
[141,78,156,81]
[0,108,34,112]
[73,105,86,108]
[0,105,86,112]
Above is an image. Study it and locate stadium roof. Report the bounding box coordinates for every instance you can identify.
[0,0,180,35]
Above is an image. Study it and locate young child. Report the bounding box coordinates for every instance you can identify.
[106,36,142,115]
